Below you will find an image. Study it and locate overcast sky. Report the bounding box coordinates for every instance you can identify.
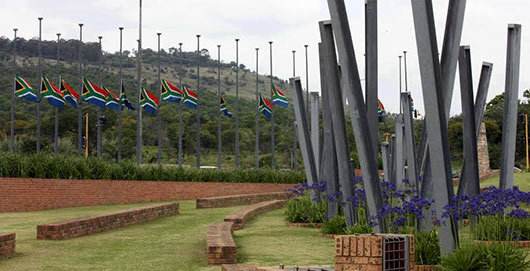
[1,0,528,115]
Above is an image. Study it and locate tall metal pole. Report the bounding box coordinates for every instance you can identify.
[196,34,201,168]
[54,33,61,154]
[269,41,275,169]
[255,48,260,168]
[136,0,143,165]
[235,38,240,168]
[526,114,529,171]
[155,33,162,165]
[292,50,298,171]
[78,23,83,156]
[10,28,17,153]
[404,51,409,92]
[365,0,378,156]
[178,42,183,167]
[36,17,43,153]
[217,45,222,170]
[118,27,124,161]
[305,45,309,118]
[97,36,103,158]
[499,24,522,190]
[399,55,402,113]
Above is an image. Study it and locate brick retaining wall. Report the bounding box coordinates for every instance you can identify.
[0,233,16,260]
[207,222,237,265]
[36,203,179,240]
[196,192,289,209]
[0,178,293,212]
[224,200,287,230]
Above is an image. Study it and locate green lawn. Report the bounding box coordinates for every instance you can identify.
[0,201,332,270]
[481,171,530,191]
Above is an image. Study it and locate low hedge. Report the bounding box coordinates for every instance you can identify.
[0,152,306,184]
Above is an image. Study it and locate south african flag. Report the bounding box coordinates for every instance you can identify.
[220,96,233,118]
[182,87,198,109]
[41,75,65,109]
[120,84,135,111]
[104,87,120,111]
[14,75,38,102]
[259,94,272,120]
[140,87,158,115]
[161,79,184,103]
[82,78,108,108]
[272,84,288,107]
[60,79,79,108]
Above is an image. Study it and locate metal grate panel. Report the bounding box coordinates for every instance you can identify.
[383,236,409,271]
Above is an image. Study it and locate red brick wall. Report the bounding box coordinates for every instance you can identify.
[0,178,294,212]
[0,233,16,260]
[196,192,289,209]
[37,203,179,240]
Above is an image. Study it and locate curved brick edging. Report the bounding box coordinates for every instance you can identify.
[0,233,16,260]
[224,200,287,230]
[196,192,289,209]
[0,178,293,212]
[475,240,530,248]
[37,203,179,240]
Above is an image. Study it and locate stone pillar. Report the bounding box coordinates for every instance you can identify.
[477,122,491,176]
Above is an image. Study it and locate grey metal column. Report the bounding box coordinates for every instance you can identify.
[411,0,457,255]
[156,33,162,164]
[457,46,479,202]
[310,92,320,177]
[78,23,83,156]
[291,77,318,198]
[305,45,309,118]
[137,0,143,165]
[118,26,124,161]
[54,33,61,155]
[255,48,260,168]
[394,114,404,189]
[196,34,201,168]
[235,38,240,168]
[326,0,386,232]
[178,42,183,167]
[365,0,378,156]
[390,134,396,186]
[10,28,17,153]
[269,41,275,169]
[500,24,522,190]
[292,50,298,171]
[401,93,418,189]
[319,49,340,218]
[97,36,103,158]
[36,17,42,153]
[381,142,391,183]
[217,45,222,170]
[404,51,409,92]
[319,22,357,227]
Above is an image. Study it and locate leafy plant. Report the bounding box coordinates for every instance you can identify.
[485,243,530,271]
[473,216,530,241]
[441,243,488,271]
[415,230,441,265]
[284,196,326,224]
[442,243,530,271]
[321,215,347,235]
[344,223,373,235]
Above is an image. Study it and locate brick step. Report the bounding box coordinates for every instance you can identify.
[0,233,16,260]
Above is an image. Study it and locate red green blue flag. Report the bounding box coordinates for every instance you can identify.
[140,87,158,115]
[272,84,288,107]
[60,79,79,108]
[82,78,108,108]
[120,84,135,111]
[14,75,38,102]
[182,87,198,109]
[259,94,272,120]
[161,79,184,103]
[220,96,233,118]
[41,75,65,109]
[104,87,120,111]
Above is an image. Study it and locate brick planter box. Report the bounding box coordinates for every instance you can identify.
[0,233,15,260]
[224,200,286,230]
[475,240,530,248]
[37,203,179,240]
[196,192,289,209]
[207,222,237,265]
[335,234,415,271]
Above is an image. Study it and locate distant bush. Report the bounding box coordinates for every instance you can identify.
[0,152,305,184]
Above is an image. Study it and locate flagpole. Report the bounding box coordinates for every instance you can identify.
[10,28,17,153]
[292,50,298,171]
[235,38,240,168]
[178,42,183,167]
[403,51,408,92]
[157,32,162,165]
[255,48,259,168]
[399,55,402,114]
[137,0,143,166]
[118,26,124,161]
[36,17,43,153]
[305,44,309,118]
[97,36,103,158]
[54,33,61,154]
[217,44,222,170]
[269,41,275,169]
[78,23,83,156]
[196,34,201,169]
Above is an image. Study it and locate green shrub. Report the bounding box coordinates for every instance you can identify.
[442,243,530,271]
[485,243,530,271]
[321,215,347,234]
[415,230,441,265]
[473,216,530,241]
[344,223,373,235]
[0,152,305,184]
[285,197,326,223]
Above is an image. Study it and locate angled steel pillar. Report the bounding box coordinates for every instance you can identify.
[365,0,378,156]
[319,24,357,226]
[319,52,340,218]
[394,114,405,190]
[324,0,386,231]
[401,93,419,190]
[411,0,457,254]
[381,142,391,183]
[310,92,320,176]
[458,61,493,196]
[291,77,318,199]
[500,24,522,190]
